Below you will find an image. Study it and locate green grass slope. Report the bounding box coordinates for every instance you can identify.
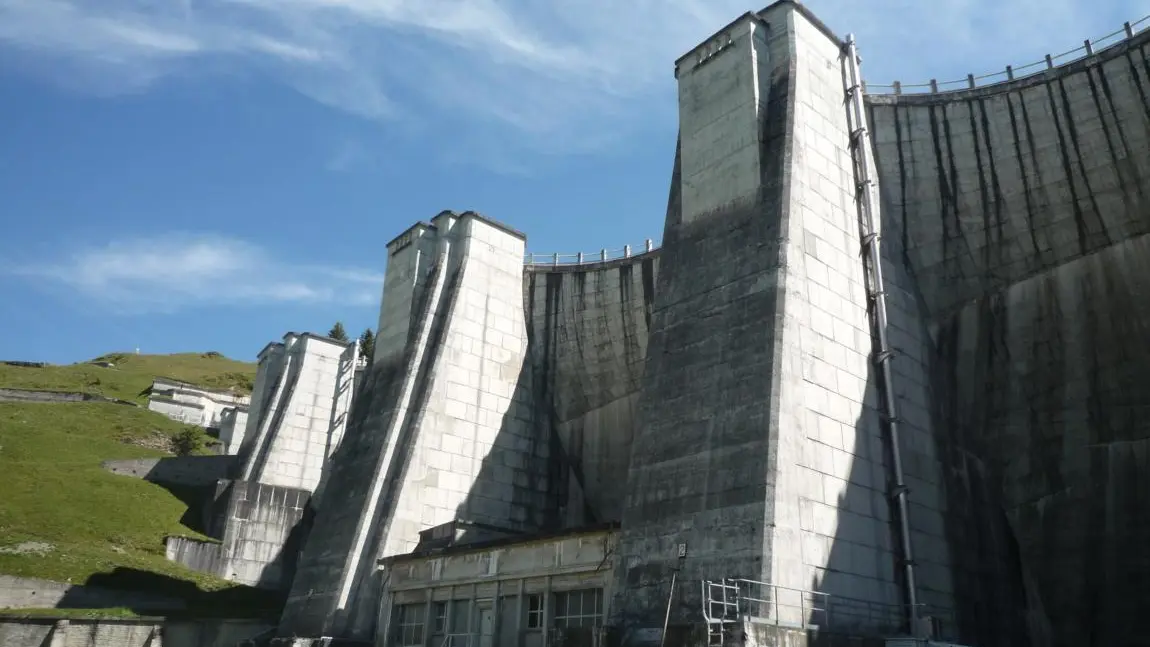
[0,403,212,582]
[0,351,255,404]
[0,353,278,617]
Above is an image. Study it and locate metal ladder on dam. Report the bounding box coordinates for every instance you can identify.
[701,579,741,646]
[841,34,921,634]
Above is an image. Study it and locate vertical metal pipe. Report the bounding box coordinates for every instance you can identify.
[659,571,677,647]
[843,33,920,632]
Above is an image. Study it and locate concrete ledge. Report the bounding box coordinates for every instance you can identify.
[0,388,138,407]
[0,615,273,647]
[101,456,236,487]
[0,575,185,612]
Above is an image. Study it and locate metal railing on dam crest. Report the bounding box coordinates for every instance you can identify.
[866,14,1150,95]
[524,239,660,267]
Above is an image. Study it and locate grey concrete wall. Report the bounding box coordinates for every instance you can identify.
[523,253,658,526]
[868,32,1150,319]
[101,456,235,487]
[611,7,795,628]
[0,616,272,647]
[166,480,309,590]
[280,212,551,642]
[0,388,136,407]
[0,575,184,612]
[236,333,353,493]
[610,2,957,638]
[866,21,1150,647]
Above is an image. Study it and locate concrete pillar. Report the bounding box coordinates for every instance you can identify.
[48,620,68,647]
[279,211,540,642]
[374,221,438,367]
[611,0,910,637]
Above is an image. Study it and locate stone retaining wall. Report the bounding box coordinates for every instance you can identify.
[0,615,273,647]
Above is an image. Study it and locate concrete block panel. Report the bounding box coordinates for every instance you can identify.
[280,212,547,642]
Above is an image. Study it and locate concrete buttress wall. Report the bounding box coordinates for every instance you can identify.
[611,2,955,637]
[867,23,1150,647]
[279,211,548,642]
[236,333,353,492]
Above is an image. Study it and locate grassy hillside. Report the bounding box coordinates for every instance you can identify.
[0,351,256,404]
[0,353,277,617]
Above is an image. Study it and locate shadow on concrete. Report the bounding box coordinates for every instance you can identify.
[57,567,284,619]
[452,263,656,546]
[164,483,217,535]
[449,360,552,546]
[808,135,1037,645]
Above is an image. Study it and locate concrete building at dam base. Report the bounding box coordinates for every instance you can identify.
[227,1,1148,646]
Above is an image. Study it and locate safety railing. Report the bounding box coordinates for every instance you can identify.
[524,239,660,267]
[867,15,1150,95]
[702,577,956,640]
[439,633,473,647]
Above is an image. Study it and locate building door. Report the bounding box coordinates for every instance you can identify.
[478,606,495,647]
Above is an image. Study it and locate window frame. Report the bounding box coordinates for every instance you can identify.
[526,593,544,630]
[552,588,604,630]
[395,603,426,647]
[432,601,447,634]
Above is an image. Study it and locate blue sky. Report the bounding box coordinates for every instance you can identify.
[0,0,1140,364]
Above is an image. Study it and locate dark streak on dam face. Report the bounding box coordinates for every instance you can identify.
[867,27,1150,647]
[271,8,1150,647]
[523,251,659,527]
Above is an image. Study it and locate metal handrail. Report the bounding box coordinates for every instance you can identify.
[440,633,473,647]
[867,14,1150,95]
[524,239,660,267]
[701,577,957,639]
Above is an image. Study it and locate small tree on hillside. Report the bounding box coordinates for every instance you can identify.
[328,321,349,342]
[359,328,375,363]
[172,426,206,456]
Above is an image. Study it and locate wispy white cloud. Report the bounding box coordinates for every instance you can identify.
[10,233,383,314]
[0,0,1143,161]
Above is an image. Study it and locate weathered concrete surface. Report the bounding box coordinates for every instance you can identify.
[931,235,1150,647]
[280,212,549,642]
[101,455,235,487]
[611,3,955,636]
[867,23,1150,647]
[176,334,357,593]
[0,575,185,611]
[523,253,658,526]
[165,480,310,590]
[234,333,356,493]
[0,388,137,407]
[0,615,272,647]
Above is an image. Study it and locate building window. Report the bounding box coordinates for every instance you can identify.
[433,601,448,634]
[395,603,425,646]
[526,593,544,629]
[553,589,603,629]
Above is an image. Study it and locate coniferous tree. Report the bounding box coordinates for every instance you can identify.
[359,328,376,363]
[328,321,349,342]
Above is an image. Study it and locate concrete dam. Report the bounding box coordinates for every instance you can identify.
[254,3,1150,647]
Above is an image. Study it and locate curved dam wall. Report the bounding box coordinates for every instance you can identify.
[523,252,659,525]
[867,26,1150,647]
